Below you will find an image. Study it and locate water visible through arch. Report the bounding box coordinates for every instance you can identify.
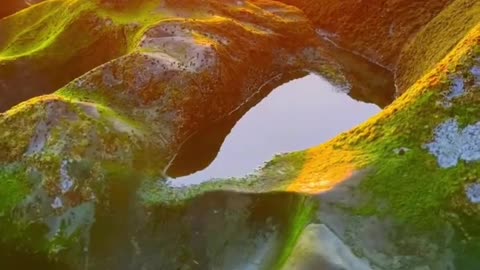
[167,74,385,186]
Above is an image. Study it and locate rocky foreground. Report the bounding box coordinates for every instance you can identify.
[1,0,480,269]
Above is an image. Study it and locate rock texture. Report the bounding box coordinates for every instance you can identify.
[281,0,480,93]
[1,0,480,269]
[280,0,453,68]
[0,0,44,19]
[282,224,372,270]
[0,0,336,268]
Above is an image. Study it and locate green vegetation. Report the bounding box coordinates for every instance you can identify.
[1,0,480,268]
[0,164,51,256]
[138,151,306,206]
[396,0,480,92]
[357,43,480,230]
[0,2,91,59]
[0,164,30,214]
[272,196,316,270]
[96,0,167,25]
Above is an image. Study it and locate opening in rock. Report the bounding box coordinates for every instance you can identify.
[167,74,384,186]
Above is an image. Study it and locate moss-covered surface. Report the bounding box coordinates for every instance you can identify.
[356,28,480,231]
[1,0,480,268]
[89,188,317,269]
[0,0,333,266]
[280,0,480,94]
[270,195,316,270]
[156,14,480,269]
[279,0,453,69]
[396,0,480,92]
[139,151,307,206]
[234,22,477,232]
[0,0,130,110]
[0,164,30,214]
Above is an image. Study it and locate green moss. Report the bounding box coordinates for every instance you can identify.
[0,164,31,214]
[59,85,145,132]
[58,86,110,105]
[0,164,50,256]
[102,161,139,180]
[0,0,175,61]
[0,1,65,54]
[139,151,307,207]
[396,0,480,91]
[0,218,50,255]
[357,48,480,230]
[0,1,95,59]
[0,105,43,163]
[137,150,314,270]
[95,0,166,25]
[47,226,82,257]
[271,196,316,270]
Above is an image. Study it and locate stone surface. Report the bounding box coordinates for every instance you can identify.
[1,0,480,269]
[466,183,480,203]
[283,224,372,270]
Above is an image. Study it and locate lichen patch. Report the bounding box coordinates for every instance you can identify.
[426,119,480,168]
[466,183,480,204]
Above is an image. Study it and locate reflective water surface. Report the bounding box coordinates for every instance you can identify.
[167,74,382,186]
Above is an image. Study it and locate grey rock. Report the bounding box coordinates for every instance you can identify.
[283,224,372,270]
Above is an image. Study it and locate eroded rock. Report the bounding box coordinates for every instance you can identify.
[283,224,372,270]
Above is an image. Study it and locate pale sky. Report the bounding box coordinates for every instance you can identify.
[171,74,381,186]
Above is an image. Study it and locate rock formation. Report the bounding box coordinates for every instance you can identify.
[0,0,480,269]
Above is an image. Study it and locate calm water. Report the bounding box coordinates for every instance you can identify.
[167,74,381,186]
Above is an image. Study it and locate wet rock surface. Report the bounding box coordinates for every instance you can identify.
[87,191,314,270]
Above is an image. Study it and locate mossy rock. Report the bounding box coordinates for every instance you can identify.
[1,0,480,269]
